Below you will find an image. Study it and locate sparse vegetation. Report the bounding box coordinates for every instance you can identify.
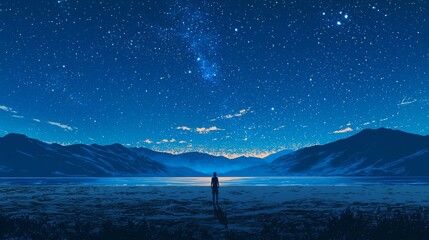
[0,208,427,240]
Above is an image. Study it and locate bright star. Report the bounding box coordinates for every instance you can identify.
[234,28,238,32]
[337,21,342,26]
[344,14,348,19]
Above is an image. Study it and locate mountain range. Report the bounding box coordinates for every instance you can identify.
[0,133,199,177]
[130,147,281,173]
[0,133,275,177]
[227,128,429,176]
[0,128,428,177]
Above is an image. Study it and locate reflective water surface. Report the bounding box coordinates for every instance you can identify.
[0,176,428,186]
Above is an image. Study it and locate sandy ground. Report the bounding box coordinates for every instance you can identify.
[0,185,428,235]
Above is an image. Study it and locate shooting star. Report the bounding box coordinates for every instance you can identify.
[397,97,417,106]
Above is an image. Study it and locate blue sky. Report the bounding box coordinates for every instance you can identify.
[0,0,427,157]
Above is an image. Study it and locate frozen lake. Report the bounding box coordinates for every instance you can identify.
[0,176,428,186]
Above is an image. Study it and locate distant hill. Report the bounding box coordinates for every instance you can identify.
[227,128,429,176]
[0,134,203,177]
[130,148,268,174]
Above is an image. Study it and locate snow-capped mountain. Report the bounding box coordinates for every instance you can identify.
[227,128,429,176]
[0,133,203,177]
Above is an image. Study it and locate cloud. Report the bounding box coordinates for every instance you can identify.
[33,118,41,122]
[11,115,24,119]
[176,126,191,131]
[333,127,353,134]
[144,139,152,144]
[156,138,177,144]
[179,140,187,144]
[273,125,285,131]
[196,126,224,134]
[0,105,12,112]
[0,105,18,113]
[47,121,74,131]
[212,107,251,121]
[363,122,371,126]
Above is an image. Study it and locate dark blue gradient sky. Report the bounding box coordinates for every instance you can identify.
[0,0,427,157]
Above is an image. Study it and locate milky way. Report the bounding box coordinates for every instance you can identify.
[0,0,427,157]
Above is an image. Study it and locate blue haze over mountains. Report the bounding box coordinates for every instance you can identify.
[0,128,428,177]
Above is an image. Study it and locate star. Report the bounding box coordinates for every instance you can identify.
[1,0,426,156]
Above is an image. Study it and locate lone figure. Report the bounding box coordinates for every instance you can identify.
[211,172,219,205]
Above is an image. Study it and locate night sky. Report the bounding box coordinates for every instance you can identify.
[0,0,427,157]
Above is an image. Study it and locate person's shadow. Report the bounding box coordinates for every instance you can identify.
[213,204,228,229]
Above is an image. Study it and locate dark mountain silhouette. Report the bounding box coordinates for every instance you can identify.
[227,128,429,176]
[130,148,269,174]
[0,133,203,177]
[2,128,428,177]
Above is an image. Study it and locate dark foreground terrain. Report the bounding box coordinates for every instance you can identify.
[0,185,428,239]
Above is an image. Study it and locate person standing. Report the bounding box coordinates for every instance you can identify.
[211,172,219,205]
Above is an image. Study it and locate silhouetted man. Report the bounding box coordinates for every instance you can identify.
[211,172,219,205]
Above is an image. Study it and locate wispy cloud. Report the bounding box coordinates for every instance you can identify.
[0,105,18,113]
[211,107,251,121]
[47,121,74,131]
[144,139,152,144]
[176,126,192,131]
[0,105,12,112]
[156,138,177,144]
[273,125,285,131]
[179,140,187,144]
[1,105,78,133]
[333,127,353,134]
[177,125,224,134]
[196,126,224,134]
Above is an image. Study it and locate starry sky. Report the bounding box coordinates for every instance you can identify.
[0,0,427,158]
